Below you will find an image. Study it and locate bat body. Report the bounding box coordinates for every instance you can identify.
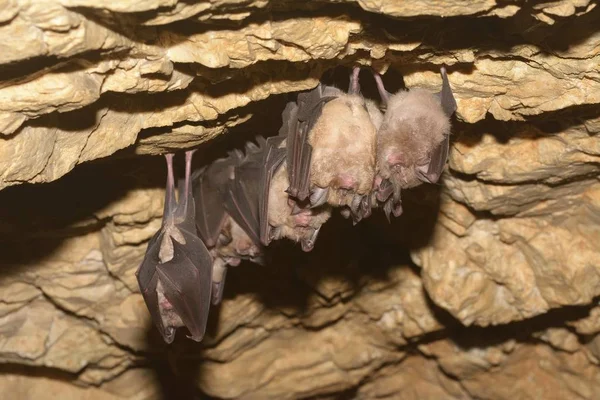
[208,215,262,305]
[373,67,457,219]
[284,68,378,223]
[136,151,213,344]
[260,136,331,252]
[193,149,263,305]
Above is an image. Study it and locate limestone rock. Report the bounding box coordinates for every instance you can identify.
[0,0,599,399]
[413,183,600,326]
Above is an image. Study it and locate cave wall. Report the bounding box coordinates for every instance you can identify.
[1,0,600,399]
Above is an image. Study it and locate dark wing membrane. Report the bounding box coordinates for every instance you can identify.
[156,234,213,342]
[424,135,450,183]
[192,157,235,247]
[136,230,168,341]
[259,136,287,246]
[438,67,458,117]
[281,99,309,200]
[423,67,455,184]
[285,84,338,201]
[224,149,263,246]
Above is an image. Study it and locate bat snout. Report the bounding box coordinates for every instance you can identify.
[293,212,312,227]
[386,152,406,168]
[333,173,357,190]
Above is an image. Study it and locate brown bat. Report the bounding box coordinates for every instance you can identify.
[136,150,213,344]
[192,147,263,305]
[283,67,379,224]
[260,136,331,252]
[373,66,457,219]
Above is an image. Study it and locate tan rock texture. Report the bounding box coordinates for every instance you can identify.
[0,0,599,399]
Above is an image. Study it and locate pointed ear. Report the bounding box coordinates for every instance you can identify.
[438,67,457,117]
[417,134,450,184]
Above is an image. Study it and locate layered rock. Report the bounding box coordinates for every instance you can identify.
[0,0,599,398]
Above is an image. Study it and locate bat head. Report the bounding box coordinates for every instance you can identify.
[266,162,331,251]
[377,88,451,191]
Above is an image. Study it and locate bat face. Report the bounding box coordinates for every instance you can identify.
[267,161,331,251]
[308,94,378,209]
[376,88,451,191]
[372,67,457,218]
[215,217,262,261]
[136,151,213,344]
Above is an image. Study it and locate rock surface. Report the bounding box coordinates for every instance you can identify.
[0,0,599,399]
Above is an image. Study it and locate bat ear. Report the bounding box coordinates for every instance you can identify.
[417,134,450,184]
[162,154,177,223]
[439,66,457,117]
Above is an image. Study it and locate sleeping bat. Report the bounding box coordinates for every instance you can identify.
[260,136,332,252]
[283,67,378,224]
[372,66,457,219]
[192,147,263,305]
[136,150,213,344]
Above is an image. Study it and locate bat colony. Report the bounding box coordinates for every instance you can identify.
[136,66,458,343]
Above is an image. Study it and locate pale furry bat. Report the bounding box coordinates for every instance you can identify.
[372,67,457,219]
[136,150,213,344]
[283,67,379,224]
[259,136,332,252]
[192,146,264,305]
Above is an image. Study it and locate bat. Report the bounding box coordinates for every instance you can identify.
[372,66,457,219]
[192,154,236,249]
[192,147,263,305]
[136,150,213,344]
[283,67,379,224]
[260,136,331,252]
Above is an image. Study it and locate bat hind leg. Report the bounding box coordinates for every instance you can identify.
[349,66,361,95]
[373,71,390,105]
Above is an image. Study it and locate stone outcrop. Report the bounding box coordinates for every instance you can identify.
[0,0,599,398]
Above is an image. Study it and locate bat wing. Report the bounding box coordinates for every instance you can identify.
[192,157,235,248]
[224,143,263,246]
[136,230,167,339]
[285,84,338,201]
[418,67,457,184]
[418,134,450,184]
[156,233,213,342]
[259,136,287,246]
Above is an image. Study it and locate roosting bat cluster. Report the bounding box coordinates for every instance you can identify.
[136,66,457,344]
